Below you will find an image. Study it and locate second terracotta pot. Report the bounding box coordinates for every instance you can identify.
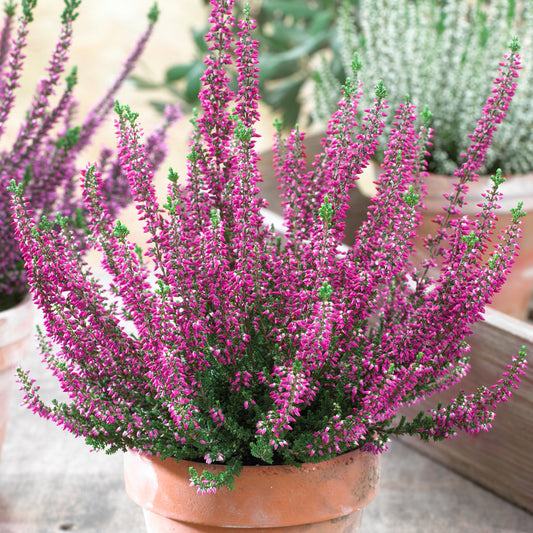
[124,448,380,532]
[0,295,34,460]
[418,169,533,320]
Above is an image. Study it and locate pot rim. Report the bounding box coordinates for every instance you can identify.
[364,160,533,212]
[0,293,34,369]
[124,448,381,528]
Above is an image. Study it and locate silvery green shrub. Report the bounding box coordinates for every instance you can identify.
[314,0,533,175]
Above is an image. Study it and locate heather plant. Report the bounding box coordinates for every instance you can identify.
[10,0,527,493]
[0,0,179,311]
[314,0,533,175]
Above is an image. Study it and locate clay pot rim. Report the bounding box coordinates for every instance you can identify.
[124,447,381,528]
[0,292,32,319]
[364,160,533,212]
[0,293,34,370]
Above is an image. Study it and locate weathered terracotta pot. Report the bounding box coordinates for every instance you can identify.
[124,449,380,532]
[417,169,533,320]
[0,295,34,459]
[334,161,533,320]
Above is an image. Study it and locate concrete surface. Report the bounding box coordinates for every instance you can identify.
[1,1,533,532]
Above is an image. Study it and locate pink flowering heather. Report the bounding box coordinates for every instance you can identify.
[0,0,179,310]
[10,0,527,493]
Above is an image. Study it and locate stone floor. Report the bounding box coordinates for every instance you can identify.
[1,0,533,531]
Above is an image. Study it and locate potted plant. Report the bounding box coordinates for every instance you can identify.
[9,0,528,531]
[314,0,533,319]
[0,0,178,459]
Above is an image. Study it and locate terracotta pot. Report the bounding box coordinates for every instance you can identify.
[0,295,34,459]
[124,449,380,532]
[417,169,533,320]
[338,161,533,320]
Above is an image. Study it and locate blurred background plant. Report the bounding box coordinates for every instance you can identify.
[314,0,533,175]
[133,0,347,128]
[0,0,178,311]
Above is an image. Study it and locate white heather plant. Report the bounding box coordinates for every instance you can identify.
[314,0,533,175]
[10,0,528,493]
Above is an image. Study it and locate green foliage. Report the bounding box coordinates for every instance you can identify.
[318,194,333,225]
[167,167,180,183]
[421,105,433,125]
[55,126,80,151]
[4,0,16,17]
[509,35,520,52]
[490,168,505,187]
[210,207,220,228]
[189,462,241,493]
[114,100,139,123]
[461,231,480,249]
[488,252,500,270]
[402,184,420,208]
[37,214,53,232]
[148,2,160,23]
[61,0,82,24]
[511,201,526,223]
[187,145,200,163]
[6,178,23,196]
[134,244,144,265]
[318,281,333,301]
[73,207,89,234]
[234,119,253,143]
[155,279,170,297]
[374,79,387,99]
[350,52,362,76]
[250,438,274,464]
[113,220,130,238]
[21,0,37,22]
[133,0,346,128]
[163,195,176,215]
[21,164,33,188]
[66,66,78,91]
[55,212,70,229]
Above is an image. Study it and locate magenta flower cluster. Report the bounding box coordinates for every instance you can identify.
[11,0,527,492]
[0,0,178,310]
